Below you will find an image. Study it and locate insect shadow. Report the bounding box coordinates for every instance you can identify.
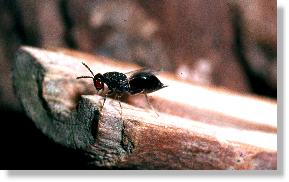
[76,62,167,117]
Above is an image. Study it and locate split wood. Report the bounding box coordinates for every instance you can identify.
[13,46,277,169]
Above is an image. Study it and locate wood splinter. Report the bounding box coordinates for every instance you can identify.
[12,46,277,169]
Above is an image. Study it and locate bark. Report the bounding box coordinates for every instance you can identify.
[13,46,277,169]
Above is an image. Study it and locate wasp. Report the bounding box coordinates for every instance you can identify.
[76,62,167,116]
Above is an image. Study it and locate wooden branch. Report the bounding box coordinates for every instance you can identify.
[13,46,277,169]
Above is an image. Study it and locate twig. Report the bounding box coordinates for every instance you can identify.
[12,46,277,169]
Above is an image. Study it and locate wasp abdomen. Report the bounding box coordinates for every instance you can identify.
[129,72,166,94]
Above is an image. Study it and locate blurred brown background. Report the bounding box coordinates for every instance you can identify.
[0,0,276,169]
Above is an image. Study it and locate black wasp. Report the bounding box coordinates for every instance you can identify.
[76,62,167,115]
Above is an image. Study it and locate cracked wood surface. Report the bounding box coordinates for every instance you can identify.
[12,46,277,169]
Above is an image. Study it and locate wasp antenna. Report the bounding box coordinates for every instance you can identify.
[81,62,95,77]
[76,76,94,79]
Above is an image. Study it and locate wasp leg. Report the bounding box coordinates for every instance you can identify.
[100,90,113,111]
[113,94,123,119]
[117,95,122,117]
[100,95,107,111]
[144,93,159,117]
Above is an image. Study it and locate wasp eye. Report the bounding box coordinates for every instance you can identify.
[94,80,103,90]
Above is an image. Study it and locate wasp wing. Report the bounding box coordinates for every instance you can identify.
[125,68,162,79]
